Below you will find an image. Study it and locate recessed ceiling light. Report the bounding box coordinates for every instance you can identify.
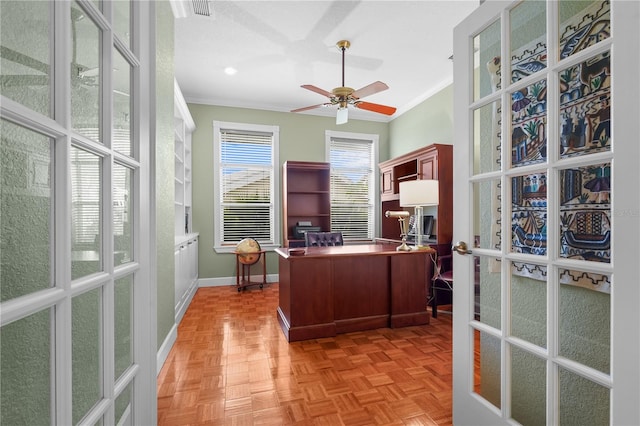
[224,67,237,76]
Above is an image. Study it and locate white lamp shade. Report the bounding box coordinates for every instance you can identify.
[399,180,439,207]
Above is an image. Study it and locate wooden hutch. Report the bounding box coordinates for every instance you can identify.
[378,144,453,253]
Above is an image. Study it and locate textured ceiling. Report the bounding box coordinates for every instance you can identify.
[173,1,478,122]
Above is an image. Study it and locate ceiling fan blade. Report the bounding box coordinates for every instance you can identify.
[0,74,49,87]
[301,84,334,98]
[352,81,389,99]
[355,101,397,116]
[291,103,327,113]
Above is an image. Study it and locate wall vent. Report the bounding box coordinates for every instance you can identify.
[191,0,213,17]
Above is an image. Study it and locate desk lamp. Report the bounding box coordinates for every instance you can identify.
[385,210,411,251]
[399,180,439,250]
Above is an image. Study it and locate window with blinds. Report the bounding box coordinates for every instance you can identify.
[328,135,376,241]
[214,122,279,248]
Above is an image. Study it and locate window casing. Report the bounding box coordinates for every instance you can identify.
[325,130,378,241]
[213,121,280,252]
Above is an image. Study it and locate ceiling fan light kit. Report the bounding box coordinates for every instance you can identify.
[291,40,397,125]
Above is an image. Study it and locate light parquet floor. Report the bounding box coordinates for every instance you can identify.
[157,284,453,426]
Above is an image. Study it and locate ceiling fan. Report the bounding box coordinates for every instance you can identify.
[291,40,397,125]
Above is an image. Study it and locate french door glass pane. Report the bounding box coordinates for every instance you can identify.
[474,19,501,101]
[114,0,131,47]
[510,0,546,83]
[510,262,546,348]
[474,329,501,410]
[559,163,611,262]
[511,172,547,256]
[113,48,132,156]
[559,270,610,374]
[473,101,502,174]
[0,1,51,117]
[71,147,102,279]
[559,51,611,159]
[559,1,610,60]
[473,180,501,250]
[71,1,102,143]
[72,287,102,424]
[115,382,133,424]
[559,367,609,425]
[476,255,501,330]
[114,163,132,265]
[0,308,52,425]
[510,345,546,425]
[510,79,547,167]
[1,120,52,302]
[115,274,133,380]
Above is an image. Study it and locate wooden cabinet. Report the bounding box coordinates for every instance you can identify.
[282,161,331,247]
[379,144,452,246]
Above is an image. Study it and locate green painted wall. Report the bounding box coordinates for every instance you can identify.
[188,104,389,279]
[388,85,454,158]
[155,0,175,350]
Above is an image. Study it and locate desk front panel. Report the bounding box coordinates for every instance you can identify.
[276,245,431,342]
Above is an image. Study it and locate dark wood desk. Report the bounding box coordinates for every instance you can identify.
[275,244,434,342]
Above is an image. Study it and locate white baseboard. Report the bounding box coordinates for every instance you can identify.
[198,274,279,287]
[156,323,177,376]
[174,279,199,324]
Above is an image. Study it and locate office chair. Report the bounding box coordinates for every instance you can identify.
[431,253,453,318]
[305,231,344,247]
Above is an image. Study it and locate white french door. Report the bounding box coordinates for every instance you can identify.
[0,1,155,424]
[452,1,639,424]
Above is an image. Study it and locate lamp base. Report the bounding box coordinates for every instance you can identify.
[396,241,411,251]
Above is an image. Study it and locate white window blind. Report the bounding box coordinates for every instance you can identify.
[328,136,375,240]
[216,124,277,247]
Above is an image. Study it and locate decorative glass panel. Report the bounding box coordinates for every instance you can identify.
[559,0,610,60]
[72,287,102,424]
[115,382,132,424]
[559,367,609,424]
[510,345,546,425]
[559,269,610,373]
[71,147,102,279]
[511,79,547,167]
[510,262,546,348]
[510,0,546,83]
[559,51,611,159]
[474,330,501,409]
[473,180,501,251]
[71,1,102,143]
[0,308,51,425]
[473,101,502,174]
[113,163,132,265]
[474,19,501,101]
[560,163,610,262]
[1,120,52,302]
[475,255,501,330]
[0,1,51,117]
[114,0,131,47]
[511,172,547,256]
[113,48,132,156]
[115,274,133,380]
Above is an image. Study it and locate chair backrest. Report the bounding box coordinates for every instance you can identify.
[305,232,344,247]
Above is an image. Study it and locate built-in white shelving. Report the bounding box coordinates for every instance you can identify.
[174,80,198,322]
